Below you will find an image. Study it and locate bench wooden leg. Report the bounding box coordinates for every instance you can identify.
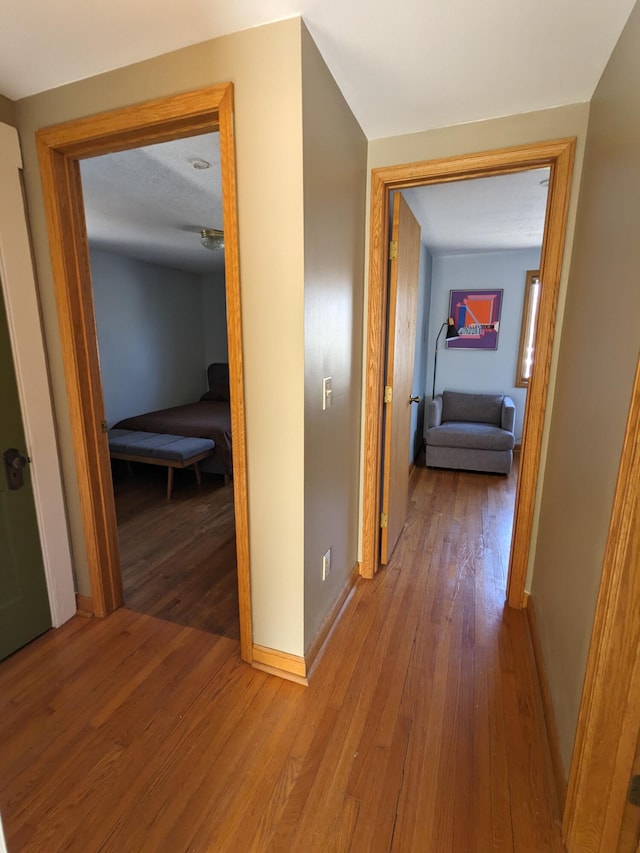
[166,467,174,501]
[194,461,202,486]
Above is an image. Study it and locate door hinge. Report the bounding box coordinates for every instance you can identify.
[389,240,398,260]
[628,775,640,807]
[101,420,108,433]
[384,385,393,403]
[380,512,388,529]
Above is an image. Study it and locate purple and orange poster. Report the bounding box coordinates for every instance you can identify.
[447,289,503,350]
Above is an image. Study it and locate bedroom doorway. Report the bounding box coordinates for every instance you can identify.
[77,132,239,640]
[35,85,253,661]
[361,138,575,610]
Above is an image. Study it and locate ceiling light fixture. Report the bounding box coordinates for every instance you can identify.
[200,228,224,252]
[191,158,211,170]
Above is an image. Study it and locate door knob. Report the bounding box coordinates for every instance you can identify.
[4,448,29,490]
[409,396,420,404]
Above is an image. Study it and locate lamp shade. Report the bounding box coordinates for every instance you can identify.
[445,318,459,341]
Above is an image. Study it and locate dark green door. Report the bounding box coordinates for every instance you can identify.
[0,279,51,659]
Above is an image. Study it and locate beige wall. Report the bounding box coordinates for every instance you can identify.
[531,2,640,773]
[15,19,307,655]
[363,104,591,579]
[300,25,367,649]
[0,95,15,127]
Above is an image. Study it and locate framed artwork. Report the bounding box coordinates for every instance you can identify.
[447,289,503,350]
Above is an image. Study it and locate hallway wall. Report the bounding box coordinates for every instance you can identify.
[530,0,640,773]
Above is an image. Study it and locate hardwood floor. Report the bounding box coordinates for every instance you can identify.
[0,460,565,852]
[112,463,239,639]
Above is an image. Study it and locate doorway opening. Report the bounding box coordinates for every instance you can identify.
[35,84,253,660]
[362,138,575,610]
[77,131,239,639]
[379,170,547,572]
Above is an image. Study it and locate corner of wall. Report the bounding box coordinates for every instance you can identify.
[300,19,368,651]
[0,94,16,127]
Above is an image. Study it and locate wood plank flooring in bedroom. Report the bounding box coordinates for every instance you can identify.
[0,456,564,851]
[112,462,239,640]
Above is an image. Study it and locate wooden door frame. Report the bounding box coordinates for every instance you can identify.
[36,83,253,661]
[361,138,575,611]
[562,356,640,851]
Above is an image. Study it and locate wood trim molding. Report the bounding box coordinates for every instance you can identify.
[252,559,360,686]
[75,594,94,618]
[506,140,574,609]
[217,86,253,664]
[35,85,229,157]
[305,562,360,677]
[361,138,576,605]
[252,645,308,686]
[36,141,123,618]
[525,592,568,813]
[361,168,390,579]
[35,85,253,660]
[563,356,640,852]
[515,269,540,389]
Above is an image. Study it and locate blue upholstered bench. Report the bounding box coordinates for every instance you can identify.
[108,429,215,499]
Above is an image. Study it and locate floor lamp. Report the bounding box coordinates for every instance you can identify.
[432,317,459,400]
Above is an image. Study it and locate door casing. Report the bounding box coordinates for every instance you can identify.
[563,355,640,850]
[35,84,253,661]
[0,122,75,629]
[361,137,575,611]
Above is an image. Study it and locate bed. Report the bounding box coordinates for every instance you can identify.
[112,362,232,478]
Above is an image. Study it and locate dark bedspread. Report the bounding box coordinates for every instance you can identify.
[113,400,232,475]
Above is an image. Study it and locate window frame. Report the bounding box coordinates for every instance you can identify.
[515,269,541,388]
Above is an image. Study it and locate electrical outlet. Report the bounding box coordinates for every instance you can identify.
[322,548,332,581]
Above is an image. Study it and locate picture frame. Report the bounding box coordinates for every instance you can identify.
[446,288,503,350]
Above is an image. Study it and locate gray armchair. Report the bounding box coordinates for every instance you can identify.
[425,390,516,474]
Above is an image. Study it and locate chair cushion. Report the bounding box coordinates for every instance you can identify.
[426,422,515,451]
[442,391,504,426]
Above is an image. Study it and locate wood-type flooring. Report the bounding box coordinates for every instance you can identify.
[0,460,565,852]
[112,463,239,639]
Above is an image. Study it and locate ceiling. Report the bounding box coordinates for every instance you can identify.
[402,168,550,255]
[79,133,549,272]
[41,0,628,270]
[0,0,636,140]
[80,133,225,274]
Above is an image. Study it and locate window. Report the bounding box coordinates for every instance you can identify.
[516,270,541,387]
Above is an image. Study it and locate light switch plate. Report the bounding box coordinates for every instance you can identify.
[322,548,332,581]
[322,376,332,410]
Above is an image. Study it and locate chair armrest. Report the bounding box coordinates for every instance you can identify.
[501,396,516,433]
[428,395,443,428]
